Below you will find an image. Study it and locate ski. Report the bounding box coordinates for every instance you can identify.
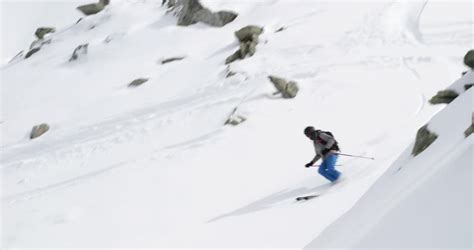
[296,194,320,201]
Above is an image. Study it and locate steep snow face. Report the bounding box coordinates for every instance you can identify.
[306,74,473,248]
[1,0,92,64]
[1,0,472,248]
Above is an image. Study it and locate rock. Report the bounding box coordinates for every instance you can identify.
[174,0,237,27]
[412,124,438,156]
[225,25,263,64]
[216,11,238,25]
[69,44,88,62]
[268,75,299,98]
[235,25,264,42]
[25,48,41,59]
[464,50,474,69]
[429,90,458,104]
[465,114,474,138]
[77,0,109,16]
[225,71,237,78]
[35,27,55,39]
[161,56,185,64]
[224,107,246,126]
[24,38,52,59]
[464,83,473,91]
[275,27,285,33]
[30,123,50,139]
[225,50,242,64]
[225,115,246,126]
[128,78,149,87]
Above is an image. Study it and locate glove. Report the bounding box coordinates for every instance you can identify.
[305,161,314,168]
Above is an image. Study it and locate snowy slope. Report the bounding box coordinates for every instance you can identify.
[1,0,472,248]
[1,0,92,64]
[306,74,473,249]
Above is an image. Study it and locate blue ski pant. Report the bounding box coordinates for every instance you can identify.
[318,154,341,182]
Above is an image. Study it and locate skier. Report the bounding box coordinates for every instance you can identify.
[304,126,342,183]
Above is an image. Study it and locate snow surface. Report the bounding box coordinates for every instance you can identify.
[1,0,472,248]
[306,78,473,249]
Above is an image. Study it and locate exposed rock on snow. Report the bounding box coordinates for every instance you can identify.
[464,50,474,69]
[224,107,246,126]
[465,114,473,137]
[30,123,50,139]
[77,0,110,16]
[128,78,149,88]
[429,89,459,104]
[161,56,185,64]
[412,124,438,156]
[35,27,56,39]
[268,75,299,99]
[225,25,263,64]
[171,0,237,27]
[69,44,88,62]
[25,48,40,59]
[25,38,51,59]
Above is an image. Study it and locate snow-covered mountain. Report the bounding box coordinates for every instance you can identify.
[1,0,472,248]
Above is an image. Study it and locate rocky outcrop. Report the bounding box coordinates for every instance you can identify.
[225,25,263,64]
[169,0,237,27]
[161,57,185,64]
[224,107,246,126]
[77,0,110,16]
[69,44,88,61]
[464,83,473,91]
[465,114,473,138]
[412,124,438,156]
[429,90,458,104]
[30,123,50,139]
[128,78,149,87]
[24,38,52,59]
[464,50,474,69]
[268,75,299,98]
[35,27,55,39]
[25,48,41,59]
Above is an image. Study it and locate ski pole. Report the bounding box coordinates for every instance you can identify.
[336,153,374,160]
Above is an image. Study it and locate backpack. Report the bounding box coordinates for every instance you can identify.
[319,131,340,151]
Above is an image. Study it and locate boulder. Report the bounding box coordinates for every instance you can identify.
[412,124,438,156]
[235,25,264,42]
[69,44,88,61]
[35,27,55,39]
[174,0,237,27]
[128,78,149,87]
[463,50,474,69]
[225,25,263,65]
[429,90,458,104]
[77,0,109,16]
[30,123,50,139]
[268,75,299,98]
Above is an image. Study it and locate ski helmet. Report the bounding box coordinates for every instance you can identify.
[304,126,315,137]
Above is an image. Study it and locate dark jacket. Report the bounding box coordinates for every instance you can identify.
[310,131,337,163]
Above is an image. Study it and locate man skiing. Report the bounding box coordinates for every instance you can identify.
[304,126,342,183]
